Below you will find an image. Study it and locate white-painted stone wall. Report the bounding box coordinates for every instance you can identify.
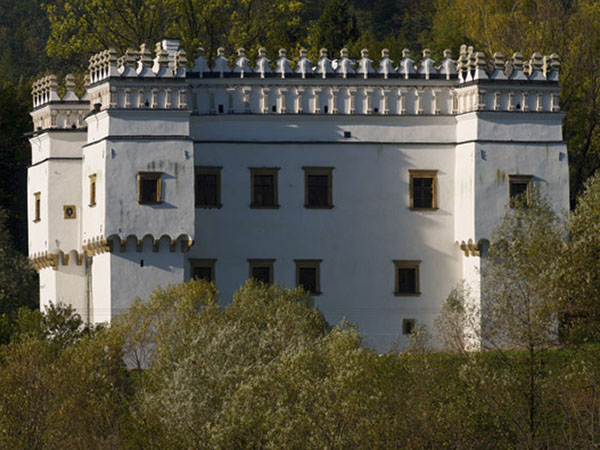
[27,41,569,351]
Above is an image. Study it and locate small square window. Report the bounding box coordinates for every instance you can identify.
[33,192,41,223]
[303,167,334,209]
[248,259,275,284]
[402,318,415,335]
[250,168,279,208]
[195,166,222,208]
[89,174,97,207]
[190,259,216,282]
[409,170,438,210]
[394,260,421,296]
[63,205,76,219]
[295,259,322,295]
[138,172,162,204]
[508,174,532,207]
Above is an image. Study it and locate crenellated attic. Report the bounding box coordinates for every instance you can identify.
[31,40,562,132]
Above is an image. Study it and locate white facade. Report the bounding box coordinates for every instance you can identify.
[28,42,568,351]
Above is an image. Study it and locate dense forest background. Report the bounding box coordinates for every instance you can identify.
[1,0,600,310]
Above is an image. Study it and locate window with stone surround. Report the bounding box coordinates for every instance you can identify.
[89,174,96,207]
[409,170,438,210]
[508,174,532,207]
[250,168,279,208]
[33,192,41,222]
[138,172,162,204]
[248,259,275,284]
[394,260,421,296]
[190,259,216,282]
[303,167,334,208]
[295,259,322,295]
[195,166,222,208]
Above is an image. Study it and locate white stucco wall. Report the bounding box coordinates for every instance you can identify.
[189,138,461,351]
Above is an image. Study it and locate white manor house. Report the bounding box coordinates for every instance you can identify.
[27,40,569,351]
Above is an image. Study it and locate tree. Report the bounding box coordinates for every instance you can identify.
[555,172,600,342]
[308,0,359,58]
[45,0,171,62]
[0,208,38,315]
[436,192,565,447]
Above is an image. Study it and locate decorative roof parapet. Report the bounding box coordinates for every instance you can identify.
[357,49,374,79]
[83,40,561,84]
[275,48,293,78]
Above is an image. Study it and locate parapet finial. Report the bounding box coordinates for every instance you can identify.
[217,47,225,57]
[279,48,287,57]
[361,48,369,58]
[320,48,328,58]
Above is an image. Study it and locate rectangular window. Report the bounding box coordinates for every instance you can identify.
[250,168,279,208]
[195,166,222,208]
[402,318,416,335]
[394,260,421,296]
[190,259,216,282]
[409,170,438,210]
[508,174,532,207]
[89,174,97,207]
[33,192,41,222]
[295,259,322,295]
[248,259,275,284]
[303,167,334,208]
[138,172,162,204]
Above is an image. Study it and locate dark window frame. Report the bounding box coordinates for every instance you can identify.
[33,192,41,222]
[393,260,421,296]
[250,168,279,209]
[89,174,97,207]
[189,258,216,283]
[248,258,275,284]
[137,172,163,205]
[195,166,222,208]
[508,174,533,207]
[409,169,438,211]
[295,259,322,295]
[402,318,416,335]
[303,167,334,209]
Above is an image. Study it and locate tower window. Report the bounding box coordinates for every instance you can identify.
[394,260,421,296]
[402,319,416,335]
[195,166,222,208]
[295,259,322,295]
[303,167,334,209]
[409,170,438,210]
[138,172,162,204]
[190,259,216,282]
[508,174,532,207]
[33,192,41,222]
[89,174,97,207]
[250,168,279,208]
[248,259,275,284]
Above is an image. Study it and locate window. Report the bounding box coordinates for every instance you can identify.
[303,167,333,209]
[402,318,415,335]
[250,168,279,208]
[409,170,438,210]
[190,259,216,282]
[138,172,162,204]
[195,166,222,208]
[295,259,322,295]
[89,174,97,207]
[63,205,76,219]
[248,259,275,284]
[393,260,421,296]
[33,192,41,222]
[508,174,532,207]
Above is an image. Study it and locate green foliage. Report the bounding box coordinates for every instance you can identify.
[0,208,38,315]
[308,0,359,58]
[556,172,600,343]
